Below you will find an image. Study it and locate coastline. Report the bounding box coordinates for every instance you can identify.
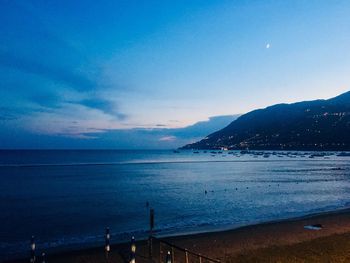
[6,207,350,262]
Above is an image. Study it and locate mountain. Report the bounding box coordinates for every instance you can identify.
[168,115,240,139]
[182,91,350,150]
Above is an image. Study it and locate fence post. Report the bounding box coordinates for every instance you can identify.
[165,251,171,263]
[199,255,202,263]
[159,241,162,262]
[41,252,46,263]
[105,227,110,260]
[149,208,154,260]
[30,236,36,263]
[171,246,174,263]
[130,236,136,263]
[185,250,189,263]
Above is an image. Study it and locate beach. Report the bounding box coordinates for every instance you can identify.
[6,208,350,262]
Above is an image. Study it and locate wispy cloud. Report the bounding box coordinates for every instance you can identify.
[0,107,20,121]
[78,97,127,120]
[0,37,127,133]
[159,136,177,142]
[0,51,95,91]
[20,103,122,137]
[0,1,129,135]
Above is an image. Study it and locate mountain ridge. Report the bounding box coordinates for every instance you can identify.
[182,91,350,150]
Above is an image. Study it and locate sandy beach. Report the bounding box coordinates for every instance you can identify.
[6,208,350,263]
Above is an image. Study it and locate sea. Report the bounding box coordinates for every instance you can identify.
[1,150,350,260]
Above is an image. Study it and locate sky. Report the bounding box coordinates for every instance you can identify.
[1,0,350,149]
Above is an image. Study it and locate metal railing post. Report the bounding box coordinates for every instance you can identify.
[105,227,110,260]
[130,236,136,263]
[159,241,162,262]
[153,237,221,263]
[165,251,171,263]
[30,236,36,263]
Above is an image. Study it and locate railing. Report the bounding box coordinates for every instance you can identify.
[27,233,221,263]
[27,208,221,263]
[154,237,221,263]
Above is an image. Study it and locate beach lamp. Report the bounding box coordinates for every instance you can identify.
[30,236,36,263]
[165,251,172,263]
[105,227,111,253]
[130,236,136,263]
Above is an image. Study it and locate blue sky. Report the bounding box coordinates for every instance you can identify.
[1,0,350,148]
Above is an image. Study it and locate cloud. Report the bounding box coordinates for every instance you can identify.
[78,97,127,120]
[167,115,240,138]
[0,107,19,121]
[0,50,127,127]
[0,2,238,148]
[20,102,121,137]
[0,114,239,149]
[0,51,95,92]
[159,135,177,141]
[0,2,128,127]
[0,4,92,90]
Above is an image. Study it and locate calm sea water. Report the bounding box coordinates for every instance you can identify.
[1,150,350,260]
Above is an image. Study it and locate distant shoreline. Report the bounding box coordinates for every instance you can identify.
[0,157,346,168]
[6,207,350,262]
[0,150,350,152]
[181,147,350,151]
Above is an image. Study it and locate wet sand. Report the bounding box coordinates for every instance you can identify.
[6,208,350,262]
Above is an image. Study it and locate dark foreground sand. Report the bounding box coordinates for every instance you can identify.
[6,208,350,263]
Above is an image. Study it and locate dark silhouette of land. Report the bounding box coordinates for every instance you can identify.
[182,91,350,150]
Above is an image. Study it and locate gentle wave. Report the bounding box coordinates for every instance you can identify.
[0,158,341,168]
